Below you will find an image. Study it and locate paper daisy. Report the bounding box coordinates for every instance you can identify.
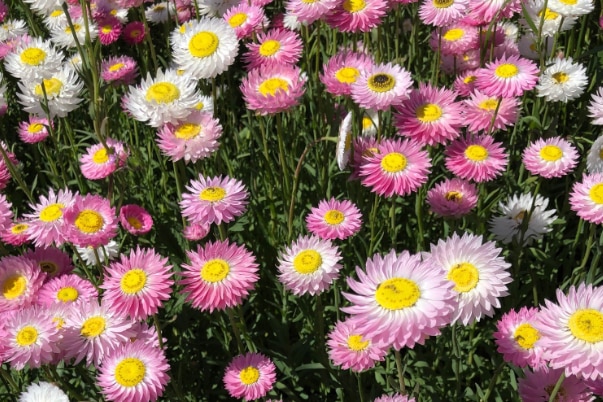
[24,246,73,281]
[393,83,464,146]
[63,194,118,248]
[96,14,122,45]
[320,50,374,97]
[444,134,508,182]
[521,0,577,37]
[489,192,557,245]
[223,352,276,400]
[426,177,478,218]
[424,233,511,325]
[100,55,138,86]
[419,0,469,27]
[429,23,479,55]
[50,17,98,49]
[17,69,84,118]
[240,64,307,115]
[122,21,145,45]
[305,198,362,240]
[119,204,153,235]
[18,382,69,402]
[326,318,388,372]
[4,37,63,81]
[588,87,603,125]
[548,0,594,16]
[277,235,342,296]
[359,137,431,198]
[97,340,170,402]
[462,91,519,133]
[342,249,455,350]
[172,17,239,79]
[242,28,303,70]
[101,247,173,320]
[123,68,200,127]
[522,136,578,178]
[324,0,388,33]
[0,193,12,231]
[374,394,416,402]
[468,0,521,23]
[474,55,539,98]
[1,220,31,246]
[37,273,98,307]
[223,3,266,39]
[493,307,546,368]
[179,240,259,312]
[23,188,74,248]
[587,135,603,173]
[569,173,603,224]
[536,57,588,102]
[453,69,478,97]
[76,240,120,266]
[285,0,337,24]
[18,116,52,144]
[183,221,211,241]
[351,62,413,110]
[336,111,354,170]
[145,2,176,24]
[519,367,593,402]
[180,174,249,226]
[80,138,129,180]
[0,256,45,312]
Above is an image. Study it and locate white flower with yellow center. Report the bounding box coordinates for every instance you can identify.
[4,38,64,81]
[145,1,177,24]
[587,136,603,174]
[17,69,84,118]
[50,17,98,49]
[536,57,588,102]
[548,0,594,16]
[172,17,239,79]
[0,19,28,41]
[521,0,577,36]
[123,68,200,127]
[22,0,62,15]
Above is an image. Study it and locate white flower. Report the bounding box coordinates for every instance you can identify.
[18,381,69,402]
[489,193,557,245]
[123,68,200,127]
[50,17,98,49]
[536,57,588,103]
[588,86,603,126]
[500,21,518,42]
[518,32,553,60]
[171,17,239,80]
[76,240,119,266]
[337,111,353,170]
[548,0,594,16]
[587,135,603,174]
[145,1,177,24]
[521,0,577,37]
[196,0,240,17]
[284,12,304,31]
[17,69,84,118]
[22,0,61,16]
[0,19,28,42]
[4,37,64,81]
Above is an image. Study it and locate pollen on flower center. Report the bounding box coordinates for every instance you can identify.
[381,152,407,173]
[343,0,366,13]
[3,274,26,300]
[324,210,345,225]
[513,323,540,350]
[445,191,463,201]
[293,250,322,274]
[34,78,63,97]
[228,13,248,28]
[109,62,125,72]
[81,316,106,338]
[11,224,29,234]
[120,269,147,294]
[74,210,104,234]
[433,0,454,8]
[464,75,476,84]
[239,366,260,385]
[443,28,464,41]
[367,73,395,93]
[335,67,360,84]
[28,123,44,133]
[539,145,563,162]
[126,216,143,229]
[258,77,289,96]
[447,262,479,292]
[20,47,46,66]
[538,8,559,20]
[589,183,603,204]
[175,123,201,140]
[40,203,65,222]
[115,358,146,387]
[495,63,519,79]
[465,145,489,162]
[479,99,499,111]
[416,103,443,123]
[259,40,281,57]
[347,334,369,351]
[16,326,38,346]
[57,286,79,302]
[559,0,577,5]
[199,186,226,202]
[189,31,219,58]
[145,82,181,104]
[93,148,110,164]
[200,259,230,283]
[375,278,420,310]
[568,309,603,343]
[552,72,569,84]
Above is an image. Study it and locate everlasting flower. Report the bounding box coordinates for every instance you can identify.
[327,318,388,372]
[320,50,374,97]
[18,382,69,402]
[351,62,413,110]
[453,69,478,97]
[474,55,539,98]
[588,87,603,125]
[537,57,588,102]
[17,116,52,144]
[50,17,98,49]
[1,220,31,246]
[179,240,259,312]
[305,198,362,240]
[324,0,388,33]
[0,193,12,231]
[223,352,276,400]
[522,136,579,178]
[17,69,84,118]
[587,135,603,173]
[419,0,469,26]
[4,37,63,81]
[24,188,75,248]
[96,15,122,45]
[521,0,577,37]
[277,235,342,296]
[63,194,118,248]
[101,55,138,86]
[286,0,337,24]
[119,204,153,235]
[548,0,594,16]
[80,139,129,180]
[24,246,73,281]
[494,307,546,368]
[242,28,303,70]
[122,21,145,45]
[76,240,120,266]
[570,173,603,224]
[373,394,416,402]
[444,134,508,182]
[0,256,45,312]
[183,221,211,241]
[429,23,479,55]
[426,178,478,218]
[519,367,594,402]
[462,91,519,133]
[145,2,176,24]
[223,3,266,39]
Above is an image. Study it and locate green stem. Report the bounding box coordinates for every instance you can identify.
[393,349,406,394]
[548,372,565,402]
[227,308,244,354]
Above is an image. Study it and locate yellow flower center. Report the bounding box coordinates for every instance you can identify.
[416,103,443,123]
[28,123,44,133]
[239,366,260,385]
[375,278,420,310]
[34,78,63,97]
[20,47,46,66]
[538,8,559,20]
[589,183,603,205]
[115,358,146,387]
[199,186,226,202]
[258,77,289,96]
[126,216,143,229]
[464,75,476,84]
[362,116,374,130]
[513,323,540,350]
[324,210,344,225]
[50,9,63,17]
[479,99,499,111]
[92,148,109,164]
[464,145,488,162]
[259,40,281,57]
[53,316,65,330]
[552,72,569,84]
[175,123,201,140]
[200,259,230,283]
[433,0,453,8]
[81,316,106,338]
[292,250,322,274]
[228,12,247,28]
[539,145,563,162]
[380,152,407,173]
[109,62,125,72]
[74,210,104,234]
[11,223,28,234]
[120,269,147,294]
[57,286,79,302]
[367,73,395,93]
[495,63,519,79]
[568,309,603,343]
[343,0,366,12]
[189,31,219,58]
[39,203,64,222]
[559,0,577,4]
[2,274,26,300]
[65,23,81,34]
[445,191,463,202]
[145,82,181,104]
[16,326,38,346]
[101,25,113,34]
[447,262,479,292]
[443,28,464,41]
[347,334,369,351]
[335,67,360,84]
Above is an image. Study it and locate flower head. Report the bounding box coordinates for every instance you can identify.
[494,307,546,368]
[324,0,388,33]
[536,57,588,102]
[0,256,45,312]
[320,50,374,97]
[305,198,362,240]
[570,173,603,224]
[37,274,98,307]
[426,178,478,218]
[119,204,153,235]
[18,382,69,402]
[419,0,469,27]
[24,188,75,248]
[80,139,129,180]
[101,55,139,86]
[223,352,276,400]
[519,367,594,402]
[475,55,539,98]
[243,28,303,70]
[327,318,388,372]
[462,91,519,133]
[522,136,578,178]
[445,134,508,182]
[17,116,52,144]
[351,62,413,110]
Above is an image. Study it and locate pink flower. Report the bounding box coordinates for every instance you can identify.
[63,194,118,248]
[426,177,478,218]
[122,21,145,45]
[96,15,122,45]
[101,55,138,86]
[445,134,508,182]
[324,0,388,33]
[522,136,578,178]
[223,352,276,400]
[351,62,413,111]
[320,50,374,97]
[419,0,469,26]
[79,139,129,180]
[569,173,603,224]
[18,116,52,144]
[462,91,519,133]
[305,198,362,240]
[119,204,153,235]
[243,28,303,70]
[493,307,546,368]
[475,55,539,97]
[327,318,388,372]
[223,3,266,39]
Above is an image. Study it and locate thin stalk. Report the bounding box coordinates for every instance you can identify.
[393,349,406,394]
[548,372,565,402]
[227,308,244,354]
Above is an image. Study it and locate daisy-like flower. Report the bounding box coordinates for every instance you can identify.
[0,193,12,231]
[180,240,259,312]
[535,283,603,380]
[4,306,60,370]
[123,68,200,128]
[62,299,136,367]
[277,235,342,296]
[424,232,511,325]
[223,352,276,400]
[474,55,539,98]
[76,240,120,266]
[462,91,519,133]
[467,0,521,23]
[286,0,337,24]
[243,28,303,70]
[426,177,478,218]
[320,50,374,97]
[23,188,75,248]
[359,138,431,198]
[36,274,98,307]
[24,246,73,281]
[429,23,479,55]
[101,247,173,320]
[374,394,416,402]
[351,62,413,111]
[489,192,557,245]
[4,37,63,81]
[569,173,603,224]
[183,221,211,241]
[97,340,170,402]
[493,307,546,368]
[306,198,362,240]
[587,136,603,173]
[172,17,239,79]
[393,83,464,146]
[119,204,153,235]
[0,256,45,312]
[195,0,240,17]
[441,49,481,74]
[453,69,478,97]
[18,382,69,402]
[180,174,248,226]
[342,249,455,349]
[240,64,307,115]
[17,116,52,144]
[519,367,594,402]
[145,2,176,24]
[17,69,84,118]
[96,14,122,45]
[156,110,222,163]
[445,134,508,182]
[324,0,388,33]
[1,220,32,246]
[50,17,98,49]
[536,57,588,103]
[223,3,266,39]
[336,111,354,170]
[326,318,388,372]
[522,136,579,178]
[80,139,129,180]
[63,194,118,248]
[122,21,145,45]
[521,0,577,37]
[101,55,138,86]
[588,87,603,125]
[548,0,594,16]
[419,0,469,26]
